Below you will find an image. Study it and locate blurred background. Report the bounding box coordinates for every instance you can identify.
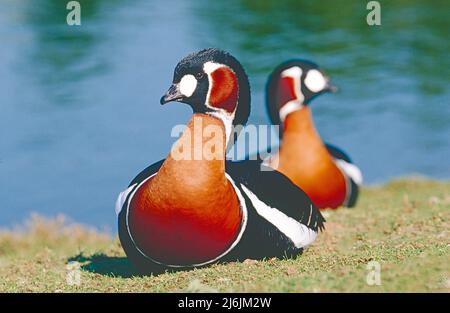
[0,0,449,229]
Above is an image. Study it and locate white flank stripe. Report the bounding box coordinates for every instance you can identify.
[115,184,137,216]
[240,184,317,248]
[335,159,363,186]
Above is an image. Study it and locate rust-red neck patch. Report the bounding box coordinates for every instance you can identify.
[209,66,238,113]
[277,76,297,109]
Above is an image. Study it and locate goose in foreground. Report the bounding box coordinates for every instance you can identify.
[265,60,362,209]
[116,49,325,273]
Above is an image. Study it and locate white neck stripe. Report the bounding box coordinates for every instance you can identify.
[203,61,222,74]
[207,111,234,145]
[279,100,303,123]
[279,67,304,122]
[203,61,237,144]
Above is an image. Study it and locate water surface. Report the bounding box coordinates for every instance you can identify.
[1,0,449,228]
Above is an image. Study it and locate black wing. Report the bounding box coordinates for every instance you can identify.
[325,143,352,163]
[226,160,325,232]
[324,143,360,207]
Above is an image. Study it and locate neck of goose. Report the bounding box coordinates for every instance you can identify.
[283,106,317,135]
[279,106,326,157]
[128,113,241,265]
[157,113,229,189]
[271,106,347,209]
[269,106,330,172]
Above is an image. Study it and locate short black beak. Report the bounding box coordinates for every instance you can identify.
[160,83,184,105]
[325,82,338,93]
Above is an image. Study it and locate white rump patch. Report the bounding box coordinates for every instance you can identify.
[240,184,317,248]
[335,159,363,186]
[304,69,327,92]
[115,184,137,215]
[179,74,197,97]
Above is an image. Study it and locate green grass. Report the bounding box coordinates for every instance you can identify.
[0,178,449,292]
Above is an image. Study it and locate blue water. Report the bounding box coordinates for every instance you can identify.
[1,0,449,228]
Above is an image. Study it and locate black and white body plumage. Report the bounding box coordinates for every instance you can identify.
[115,49,325,273]
[116,159,325,273]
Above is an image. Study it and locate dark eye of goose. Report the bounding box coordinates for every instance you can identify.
[195,72,205,80]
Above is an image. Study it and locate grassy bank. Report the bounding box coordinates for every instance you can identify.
[0,178,449,292]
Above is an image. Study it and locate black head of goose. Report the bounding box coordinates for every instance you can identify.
[265,60,362,209]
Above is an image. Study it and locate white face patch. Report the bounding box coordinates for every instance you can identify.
[179,74,197,97]
[304,69,327,93]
